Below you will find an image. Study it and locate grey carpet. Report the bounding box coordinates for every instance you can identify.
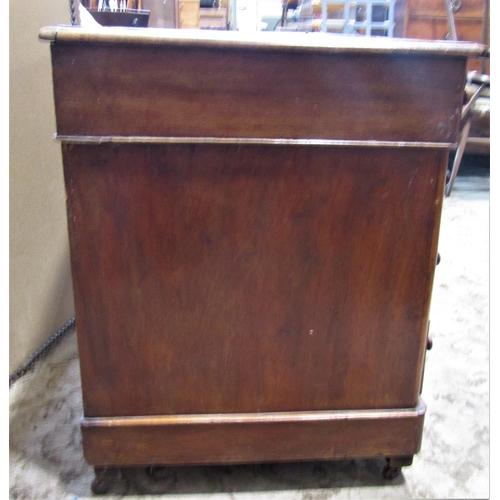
[9,158,489,499]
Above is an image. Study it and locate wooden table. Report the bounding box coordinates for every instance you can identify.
[39,26,486,494]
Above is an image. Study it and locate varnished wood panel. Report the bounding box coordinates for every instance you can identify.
[405,18,485,71]
[178,0,200,28]
[406,17,483,41]
[63,143,447,418]
[51,43,466,143]
[406,0,485,18]
[403,0,489,73]
[81,403,426,466]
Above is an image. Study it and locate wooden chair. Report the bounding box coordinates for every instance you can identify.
[445,70,490,196]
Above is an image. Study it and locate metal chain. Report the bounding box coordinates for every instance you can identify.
[69,0,76,26]
[9,318,76,387]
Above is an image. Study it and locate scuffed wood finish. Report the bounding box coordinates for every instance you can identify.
[63,143,447,418]
[39,25,487,57]
[41,26,478,476]
[51,42,467,142]
[83,399,427,427]
[81,400,426,466]
[57,135,453,148]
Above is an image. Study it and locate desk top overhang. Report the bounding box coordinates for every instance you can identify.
[39,25,488,59]
[40,26,488,147]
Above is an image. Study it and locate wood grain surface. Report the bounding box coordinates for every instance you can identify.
[81,401,426,466]
[44,27,471,471]
[63,143,446,418]
[51,43,467,143]
[406,0,485,19]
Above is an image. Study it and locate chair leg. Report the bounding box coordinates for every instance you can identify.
[445,119,471,197]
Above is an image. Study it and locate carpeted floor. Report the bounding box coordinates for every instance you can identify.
[9,157,490,499]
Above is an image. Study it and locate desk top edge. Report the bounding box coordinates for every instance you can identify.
[39,25,488,58]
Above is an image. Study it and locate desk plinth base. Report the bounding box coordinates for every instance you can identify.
[84,398,425,492]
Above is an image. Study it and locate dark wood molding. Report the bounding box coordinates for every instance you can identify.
[82,400,426,466]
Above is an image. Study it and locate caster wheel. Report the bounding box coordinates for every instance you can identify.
[90,477,112,495]
[127,466,177,494]
[382,464,401,480]
[91,467,121,495]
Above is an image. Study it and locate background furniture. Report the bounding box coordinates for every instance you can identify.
[178,0,200,27]
[200,0,231,29]
[86,9,150,26]
[445,71,490,195]
[402,0,490,164]
[141,0,177,28]
[293,0,396,34]
[200,6,228,29]
[79,0,208,28]
[40,26,486,494]
[402,0,489,73]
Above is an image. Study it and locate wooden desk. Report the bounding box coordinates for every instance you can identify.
[39,26,485,494]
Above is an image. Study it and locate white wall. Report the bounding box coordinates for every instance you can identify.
[10,0,75,373]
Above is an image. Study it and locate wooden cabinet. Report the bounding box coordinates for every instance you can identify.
[403,0,489,72]
[200,0,230,29]
[406,17,482,41]
[142,0,177,28]
[178,0,231,29]
[178,0,200,27]
[407,0,485,18]
[200,7,227,29]
[40,26,486,493]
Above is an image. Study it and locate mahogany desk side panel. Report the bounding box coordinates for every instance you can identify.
[40,26,486,486]
[63,143,447,418]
